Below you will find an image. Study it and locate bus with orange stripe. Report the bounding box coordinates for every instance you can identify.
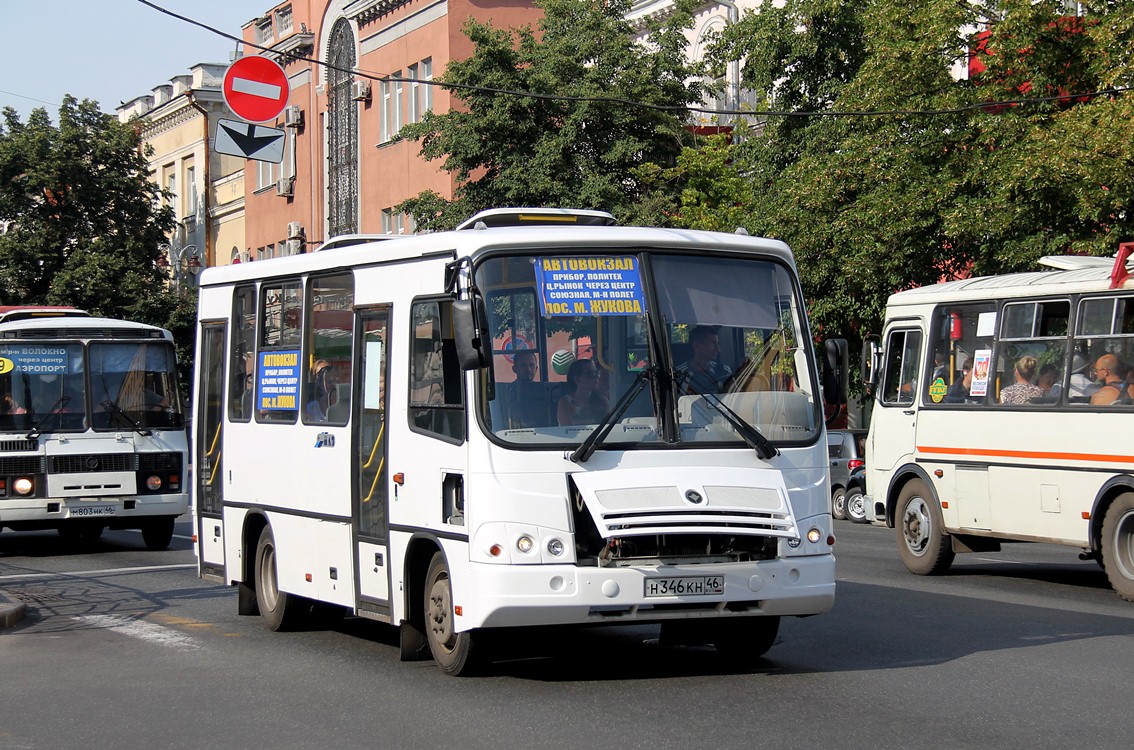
[862,251,1134,600]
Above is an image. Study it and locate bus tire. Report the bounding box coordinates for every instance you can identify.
[1100,492,1134,602]
[424,552,480,675]
[831,487,847,521]
[141,517,175,550]
[896,479,954,576]
[254,526,306,631]
[845,488,868,524]
[713,616,780,662]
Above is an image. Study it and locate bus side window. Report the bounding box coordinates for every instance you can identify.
[409,299,466,442]
[881,329,921,406]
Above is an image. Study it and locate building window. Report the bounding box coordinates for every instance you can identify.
[165,167,177,210]
[256,18,273,44]
[414,58,433,120]
[381,208,393,235]
[185,165,197,216]
[276,5,293,34]
[257,159,277,191]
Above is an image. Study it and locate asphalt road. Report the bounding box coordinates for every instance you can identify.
[1,518,1132,750]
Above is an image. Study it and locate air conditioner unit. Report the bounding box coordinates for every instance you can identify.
[287,221,304,239]
[285,238,303,255]
[275,177,293,197]
[283,105,303,128]
[351,79,371,102]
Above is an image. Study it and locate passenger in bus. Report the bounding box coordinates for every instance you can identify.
[305,359,336,422]
[999,356,1044,404]
[1089,354,1127,405]
[557,359,609,425]
[1068,353,1098,399]
[1037,363,1063,400]
[943,357,976,403]
[1,392,26,415]
[677,325,732,395]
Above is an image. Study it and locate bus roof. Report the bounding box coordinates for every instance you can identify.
[0,306,89,323]
[198,223,796,287]
[887,261,1133,307]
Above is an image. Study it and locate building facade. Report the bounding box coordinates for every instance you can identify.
[117,63,247,277]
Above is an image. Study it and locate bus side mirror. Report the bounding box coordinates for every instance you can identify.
[861,337,880,395]
[452,296,490,371]
[822,338,848,408]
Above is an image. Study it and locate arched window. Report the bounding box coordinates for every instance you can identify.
[327,18,358,237]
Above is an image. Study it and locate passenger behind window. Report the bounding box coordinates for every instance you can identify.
[943,357,976,403]
[305,359,335,422]
[999,356,1044,404]
[676,325,732,395]
[1036,363,1063,402]
[1090,354,1127,405]
[1068,353,1098,401]
[557,359,609,426]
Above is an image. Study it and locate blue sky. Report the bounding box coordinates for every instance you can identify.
[1,0,270,120]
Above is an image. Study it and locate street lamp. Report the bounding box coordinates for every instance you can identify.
[157,243,202,294]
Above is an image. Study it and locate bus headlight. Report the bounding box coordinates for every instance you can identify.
[806,527,822,544]
[546,538,565,557]
[13,477,34,496]
[145,475,163,491]
[516,535,534,553]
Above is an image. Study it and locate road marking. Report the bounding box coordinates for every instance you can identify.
[78,614,199,650]
[0,563,196,582]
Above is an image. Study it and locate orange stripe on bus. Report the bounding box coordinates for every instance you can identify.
[916,445,1134,464]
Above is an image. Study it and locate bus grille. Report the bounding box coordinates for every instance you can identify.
[592,485,796,538]
[13,327,149,340]
[0,456,46,474]
[0,439,38,452]
[48,454,138,473]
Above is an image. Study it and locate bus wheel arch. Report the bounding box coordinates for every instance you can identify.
[399,536,441,662]
[237,512,269,616]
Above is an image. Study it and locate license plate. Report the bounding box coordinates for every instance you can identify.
[70,505,117,517]
[644,575,724,598]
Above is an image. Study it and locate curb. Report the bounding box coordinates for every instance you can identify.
[0,590,27,629]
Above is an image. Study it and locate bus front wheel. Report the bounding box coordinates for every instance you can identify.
[712,615,780,664]
[254,526,305,631]
[141,517,175,550]
[424,552,480,675]
[896,479,955,576]
[1101,493,1134,602]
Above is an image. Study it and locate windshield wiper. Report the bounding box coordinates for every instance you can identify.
[673,371,779,460]
[569,367,654,464]
[25,396,69,441]
[100,399,152,436]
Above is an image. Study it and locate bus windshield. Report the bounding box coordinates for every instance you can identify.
[0,341,184,433]
[477,250,819,448]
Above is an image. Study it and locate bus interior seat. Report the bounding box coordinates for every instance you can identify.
[327,383,351,422]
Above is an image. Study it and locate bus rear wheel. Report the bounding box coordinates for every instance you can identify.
[1101,493,1134,602]
[896,479,955,576]
[424,552,480,675]
[141,517,175,550]
[254,526,306,631]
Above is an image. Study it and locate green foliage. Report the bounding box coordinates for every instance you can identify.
[676,0,1134,357]
[397,0,707,229]
[0,97,192,382]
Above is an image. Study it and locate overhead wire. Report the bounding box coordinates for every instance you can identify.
[135,0,1132,120]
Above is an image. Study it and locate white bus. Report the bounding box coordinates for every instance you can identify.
[0,306,188,548]
[863,255,1134,600]
[192,208,841,674]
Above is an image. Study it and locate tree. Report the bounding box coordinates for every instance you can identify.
[397,0,708,230]
[672,0,1134,350]
[0,97,191,368]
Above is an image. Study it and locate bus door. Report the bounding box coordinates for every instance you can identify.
[196,322,227,574]
[355,307,391,609]
[872,325,924,483]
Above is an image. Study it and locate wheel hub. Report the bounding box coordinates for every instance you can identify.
[902,499,930,556]
[427,579,454,647]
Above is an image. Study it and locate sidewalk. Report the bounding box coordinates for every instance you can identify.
[0,590,27,628]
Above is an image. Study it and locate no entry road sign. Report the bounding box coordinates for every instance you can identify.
[223,56,289,123]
